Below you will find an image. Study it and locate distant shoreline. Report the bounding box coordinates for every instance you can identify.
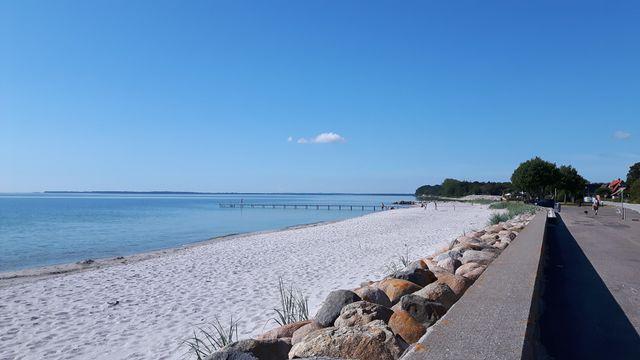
[38,191,414,196]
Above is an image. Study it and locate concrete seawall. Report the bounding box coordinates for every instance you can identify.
[401,211,548,360]
[402,205,640,359]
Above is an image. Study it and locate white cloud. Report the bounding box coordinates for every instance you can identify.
[287,136,293,142]
[295,132,346,144]
[613,130,631,140]
[313,132,346,143]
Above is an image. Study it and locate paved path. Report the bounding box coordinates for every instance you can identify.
[540,205,640,358]
[561,205,640,330]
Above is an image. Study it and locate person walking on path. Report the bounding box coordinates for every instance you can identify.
[592,196,600,215]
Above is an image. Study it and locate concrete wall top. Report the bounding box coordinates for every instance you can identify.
[401,211,548,360]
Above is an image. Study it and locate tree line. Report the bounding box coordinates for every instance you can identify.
[415,157,640,203]
[415,180,510,198]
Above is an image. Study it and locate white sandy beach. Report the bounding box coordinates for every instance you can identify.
[0,204,491,360]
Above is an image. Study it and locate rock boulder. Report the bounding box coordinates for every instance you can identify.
[315,290,361,327]
[334,301,393,327]
[377,279,422,304]
[292,321,323,345]
[461,250,497,266]
[211,338,291,360]
[207,350,258,360]
[494,241,509,250]
[391,267,437,287]
[257,320,311,340]
[454,262,486,281]
[487,224,505,234]
[412,283,457,310]
[436,257,461,274]
[435,273,471,298]
[388,310,426,344]
[405,259,428,271]
[353,286,392,308]
[398,294,447,326]
[288,320,406,360]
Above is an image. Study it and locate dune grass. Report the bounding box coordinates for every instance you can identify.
[271,277,309,326]
[383,254,411,276]
[488,202,509,209]
[383,245,412,276]
[182,316,239,360]
[489,213,511,225]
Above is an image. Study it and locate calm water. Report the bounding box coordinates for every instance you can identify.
[0,193,413,272]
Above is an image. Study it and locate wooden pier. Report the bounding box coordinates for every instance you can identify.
[218,203,394,211]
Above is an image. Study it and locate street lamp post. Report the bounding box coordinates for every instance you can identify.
[621,188,625,220]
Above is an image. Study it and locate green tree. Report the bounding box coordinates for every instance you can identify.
[625,162,640,202]
[594,187,612,198]
[627,162,640,185]
[511,157,560,199]
[628,180,640,202]
[557,165,589,202]
[415,184,441,197]
[441,178,464,197]
[626,162,640,201]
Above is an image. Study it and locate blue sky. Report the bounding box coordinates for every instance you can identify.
[1,1,639,193]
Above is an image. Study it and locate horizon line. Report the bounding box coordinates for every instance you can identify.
[2,190,415,196]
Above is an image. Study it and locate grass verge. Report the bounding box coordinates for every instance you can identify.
[488,202,537,224]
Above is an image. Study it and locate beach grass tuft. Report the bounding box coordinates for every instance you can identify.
[272,277,309,326]
[182,316,239,360]
[489,213,510,225]
[383,246,412,276]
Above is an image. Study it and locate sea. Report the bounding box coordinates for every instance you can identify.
[0,193,414,272]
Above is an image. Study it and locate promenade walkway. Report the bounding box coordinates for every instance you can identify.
[539,205,640,358]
